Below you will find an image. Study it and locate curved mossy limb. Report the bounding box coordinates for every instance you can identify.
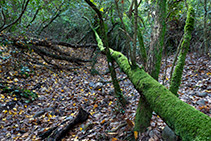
[90,14,127,107]
[169,7,195,96]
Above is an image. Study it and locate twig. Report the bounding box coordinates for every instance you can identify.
[119,27,134,42]
[0,6,6,30]
[26,7,40,28]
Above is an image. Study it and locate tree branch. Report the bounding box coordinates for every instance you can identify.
[0,6,6,30]
[26,7,40,28]
[0,0,30,32]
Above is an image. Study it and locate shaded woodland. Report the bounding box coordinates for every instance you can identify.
[0,0,211,140]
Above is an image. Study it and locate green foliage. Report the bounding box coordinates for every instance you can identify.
[0,0,209,57]
[167,0,185,21]
[21,89,38,103]
[20,66,30,78]
[2,86,38,103]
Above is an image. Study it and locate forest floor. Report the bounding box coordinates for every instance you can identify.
[0,45,210,141]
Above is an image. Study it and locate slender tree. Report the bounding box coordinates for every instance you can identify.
[147,0,167,80]
[85,0,127,107]
[137,24,147,69]
[131,0,138,66]
[169,6,195,96]
[203,0,208,55]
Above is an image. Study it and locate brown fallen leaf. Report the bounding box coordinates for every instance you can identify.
[126,118,134,128]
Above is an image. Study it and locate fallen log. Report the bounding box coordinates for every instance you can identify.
[0,34,92,65]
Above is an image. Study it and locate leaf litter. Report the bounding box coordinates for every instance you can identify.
[0,45,210,140]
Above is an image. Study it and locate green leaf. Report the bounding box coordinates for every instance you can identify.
[100,8,104,12]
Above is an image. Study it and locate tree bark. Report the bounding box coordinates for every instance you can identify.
[147,0,166,80]
[131,0,138,66]
[137,24,147,69]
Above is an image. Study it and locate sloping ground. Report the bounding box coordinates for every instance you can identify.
[0,45,210,140]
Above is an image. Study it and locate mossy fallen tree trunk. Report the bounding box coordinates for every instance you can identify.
[111,50,211,141]
[93,28,211,141]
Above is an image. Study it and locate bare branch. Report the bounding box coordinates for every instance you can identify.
[119,27,134,42]
[0,0,30,32]
[0,6,6,30]
[26,7,40,28]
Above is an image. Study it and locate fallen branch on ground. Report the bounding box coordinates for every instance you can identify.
[39,108,90,141]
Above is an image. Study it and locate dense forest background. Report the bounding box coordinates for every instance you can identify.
[0,0,210,140]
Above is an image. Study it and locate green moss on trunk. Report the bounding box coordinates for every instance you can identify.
[134,94,152,132]
[169,7,195,96]
[93,24,127,107]
[86,0,127,107]
[110,49,211,140]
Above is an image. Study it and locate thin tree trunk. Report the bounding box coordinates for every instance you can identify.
[131,0,138,66]
[26,7,40,28]
[204,0,208,55]
[169,6,195,96]
[114,0,132,66]
[137,24,147,69]
[147,0,167,80]
[169,35,183,84]
[85,0,127,107]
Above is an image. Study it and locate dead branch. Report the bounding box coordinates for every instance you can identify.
[0,6,6,30]
[26,7,40,28]
[38,2,64,34]
[39,108,90,141]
